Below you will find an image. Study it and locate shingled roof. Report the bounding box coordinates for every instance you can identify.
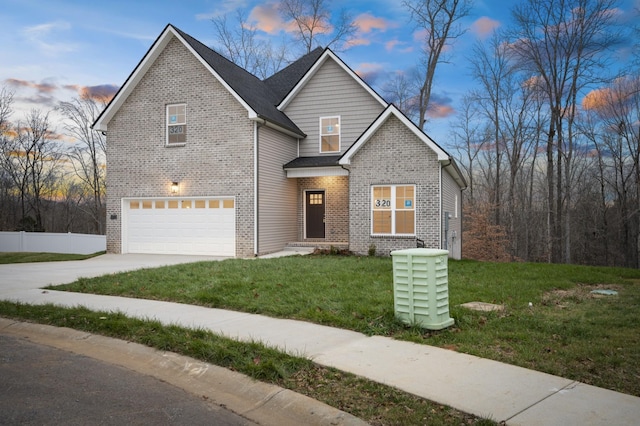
[264,47,324,104]
[283,155,342,169]
[173,26,305,137]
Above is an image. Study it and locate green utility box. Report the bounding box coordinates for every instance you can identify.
[390,248,454,330]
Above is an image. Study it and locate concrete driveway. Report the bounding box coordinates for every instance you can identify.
[0,254,224,297]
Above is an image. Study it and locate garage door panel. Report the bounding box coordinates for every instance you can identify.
[125,197,236,256]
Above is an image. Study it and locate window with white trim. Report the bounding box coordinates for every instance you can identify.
[320,116,340,152]
[167,104,186,145]
[371,185,415,235]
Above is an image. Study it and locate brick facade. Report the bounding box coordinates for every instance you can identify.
[346,115,441,256]
[106,37,255,257]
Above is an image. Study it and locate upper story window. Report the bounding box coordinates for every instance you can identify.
[320,116,340,153]
[167,104,186,145]
[371,185,415,235]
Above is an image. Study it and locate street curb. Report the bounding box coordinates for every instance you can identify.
[0,318,368,426]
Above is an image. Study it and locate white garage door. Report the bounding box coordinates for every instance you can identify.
[124,197,235,256]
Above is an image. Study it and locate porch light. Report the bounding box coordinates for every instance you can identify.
[171,181,179,194]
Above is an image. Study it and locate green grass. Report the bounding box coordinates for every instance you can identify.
[0,251,104,264]
[0,302,493,426]
[51,255,640,397]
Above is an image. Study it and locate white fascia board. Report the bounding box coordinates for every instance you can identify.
[94,25,256,132]
[94,26,175,131]
[339,105,449,165]
[278,49,387,110]
[285,166,349,178]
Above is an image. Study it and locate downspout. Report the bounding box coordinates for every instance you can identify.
[439,161,445,250]
[254,120,263,256]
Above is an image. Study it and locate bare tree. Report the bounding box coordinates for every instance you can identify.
[278,0,357,53]
[211,9,288,78]
[509,0,622,263]
[0,87,16,229]
[469,32,513,226]
[403,0,472,129]
[2,110,63,231]
[582,75,640,267]
[58,96,108,234]
[0,87,13,131]
[382,70,421,121]
[450,94,486,203]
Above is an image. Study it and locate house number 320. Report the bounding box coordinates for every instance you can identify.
[375,199,391,207]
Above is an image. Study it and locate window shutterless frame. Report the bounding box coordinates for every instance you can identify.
[319,116,340,153]
[166,103,187,145]
[371,184,416,236]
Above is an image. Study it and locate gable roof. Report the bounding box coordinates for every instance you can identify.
[93,24,305,138]
[264,47,324,105]
[339,105,467,189]
[277,48,387,110]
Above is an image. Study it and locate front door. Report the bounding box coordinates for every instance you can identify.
[306,190,325,238]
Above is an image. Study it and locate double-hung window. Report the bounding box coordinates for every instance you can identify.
[320,116,340,153]
[371,185,415,235]
[167,104,186,145]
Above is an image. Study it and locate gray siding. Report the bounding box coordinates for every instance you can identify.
[283,59,385,157]
[257,126,298,254]
[106,36,255,257]
[442,169,463,259]
[347,115,441,256]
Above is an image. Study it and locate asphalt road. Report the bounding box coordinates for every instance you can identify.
[0,334,257,426]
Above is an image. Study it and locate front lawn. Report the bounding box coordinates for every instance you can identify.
[52,255,640,396]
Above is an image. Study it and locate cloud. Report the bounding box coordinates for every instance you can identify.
[427,104,456,118]
[384,38,413,53]
[196,0,249,20]
[5,78,57,94]
[64,84,119,102]
[426,93,456,119]
[354,13,393,33]
[355,62,385,85]
[471,17,501,38]
[22,21,78,55]
[413,28,429,42]
[248,3,292,34]
[346,38,372,47]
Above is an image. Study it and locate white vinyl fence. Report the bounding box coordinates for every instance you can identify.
[0,232,106,255]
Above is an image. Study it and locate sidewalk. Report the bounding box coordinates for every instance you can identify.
[1,254,639,425]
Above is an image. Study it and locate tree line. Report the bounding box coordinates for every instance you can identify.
[446,0,640,268]
[0,88,107,235]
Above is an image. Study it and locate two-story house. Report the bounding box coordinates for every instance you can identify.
[93,24,466,259]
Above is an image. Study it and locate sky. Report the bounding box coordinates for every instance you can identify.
[1,0,638,146]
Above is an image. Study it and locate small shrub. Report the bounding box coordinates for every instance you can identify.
[368,244,377,257]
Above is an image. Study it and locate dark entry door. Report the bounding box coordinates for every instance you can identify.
[306,191,325,238]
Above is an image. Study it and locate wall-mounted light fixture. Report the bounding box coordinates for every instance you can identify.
[171,181,179,195]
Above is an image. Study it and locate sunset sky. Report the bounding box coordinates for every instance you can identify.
[1,0,638,145]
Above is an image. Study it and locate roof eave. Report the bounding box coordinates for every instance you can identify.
[278,49,387,111]
[340,105,451,165]
[253,116,305,138]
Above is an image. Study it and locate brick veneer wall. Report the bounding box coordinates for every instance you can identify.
[297,176,349,242]
[346,115,441,256]
[105,36,255,257]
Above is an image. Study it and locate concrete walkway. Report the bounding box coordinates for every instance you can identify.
[1,254,639,425]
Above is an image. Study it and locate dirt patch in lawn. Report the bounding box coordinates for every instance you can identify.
[542,284,623,308]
